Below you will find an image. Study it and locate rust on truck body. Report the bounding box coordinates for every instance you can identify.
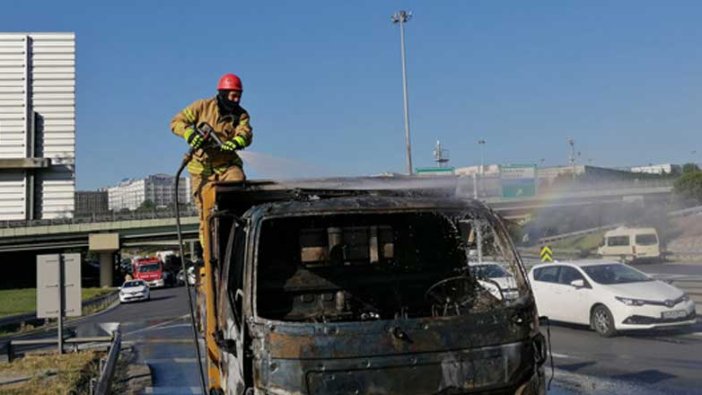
[199,178,546,394]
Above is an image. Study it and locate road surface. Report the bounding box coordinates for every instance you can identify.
[11,261,695,394]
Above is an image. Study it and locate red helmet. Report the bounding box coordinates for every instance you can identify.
[217,73,243,91]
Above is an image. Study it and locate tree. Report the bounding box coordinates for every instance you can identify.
[682,163,701,174]
[137,199,156,212]
[674,170,702,203]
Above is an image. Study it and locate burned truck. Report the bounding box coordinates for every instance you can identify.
[197,178,546,395]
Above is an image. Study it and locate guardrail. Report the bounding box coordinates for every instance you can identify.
[0,207,198,229]
[668,205,702,218]
[0,291,119,335]
[538,224,622,246]
[6,335,113,361]
[91,329,122,395]
[536,205,702,246]
[2,330,122,394]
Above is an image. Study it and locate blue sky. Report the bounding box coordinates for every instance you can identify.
[4,1,702,189]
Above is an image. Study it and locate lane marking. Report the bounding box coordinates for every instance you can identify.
[145,358,202,364]
[145,323,191,331]
[123,339,196,346]
[144,386,202,394]
[124,315,190,336]
[551,352,573,359]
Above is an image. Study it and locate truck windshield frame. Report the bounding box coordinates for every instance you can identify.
[250,209,529,323]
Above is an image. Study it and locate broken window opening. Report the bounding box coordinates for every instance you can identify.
[253,211,528,323]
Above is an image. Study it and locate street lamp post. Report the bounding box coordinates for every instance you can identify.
[477,139,486,175]
[392,10,413,175]
[477,139,486,197]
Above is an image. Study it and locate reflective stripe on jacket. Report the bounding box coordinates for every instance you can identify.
[170,97,253,175]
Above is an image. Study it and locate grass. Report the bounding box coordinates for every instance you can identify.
[0,350,101,394]
[551,231,606,254]
[0,288,116,318]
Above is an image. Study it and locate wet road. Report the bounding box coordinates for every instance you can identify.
[72,285,202,394]
[68,262,702,394]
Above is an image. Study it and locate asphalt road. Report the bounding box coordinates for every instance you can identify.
[636,261,702,277]
[30,260,697,394]
[542,259,702,395]
[65,285,202,394]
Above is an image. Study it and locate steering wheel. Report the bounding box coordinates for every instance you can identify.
[424,276,475,316]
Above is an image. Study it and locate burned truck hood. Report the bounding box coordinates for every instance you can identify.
[250,305,540,395]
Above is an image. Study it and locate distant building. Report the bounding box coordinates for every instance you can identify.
[75,191,109,217]
[630,163,681,175]
[0,33,76,220]
[454,164,501,176]
[107,174,190,211]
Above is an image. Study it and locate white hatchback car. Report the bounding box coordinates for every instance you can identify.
[119,279,151,303]
[528,260,696,336]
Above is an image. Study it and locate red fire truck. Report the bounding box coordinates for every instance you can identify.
[132,257,166,288]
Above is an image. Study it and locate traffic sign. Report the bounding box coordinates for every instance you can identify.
[415,167,455,175]
[37,253,82,318]
[540,246,553,263]
[500,164,536,198]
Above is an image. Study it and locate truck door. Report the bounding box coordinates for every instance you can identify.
[217,220,250,393]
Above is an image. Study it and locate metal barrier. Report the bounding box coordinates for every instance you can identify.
[7,336,113,361]
[5,330,121,394]
[0,291,118,336]
[0,206,197,229]
[536,205,702,246]
[91,329,122,395]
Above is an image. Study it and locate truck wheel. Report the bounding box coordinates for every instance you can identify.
[591,305,616,337]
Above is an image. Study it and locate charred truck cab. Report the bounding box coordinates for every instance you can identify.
[198,179,546,395]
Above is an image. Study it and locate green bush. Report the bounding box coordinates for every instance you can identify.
[674,170,702,203]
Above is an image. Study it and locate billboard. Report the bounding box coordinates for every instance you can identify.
[499,164,536,198]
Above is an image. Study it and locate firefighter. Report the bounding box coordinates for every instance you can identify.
[170,73,253,251]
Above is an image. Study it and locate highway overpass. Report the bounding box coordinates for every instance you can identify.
[0,178,674,254]
[0,177,674,287]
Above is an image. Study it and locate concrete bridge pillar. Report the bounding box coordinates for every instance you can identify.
[89,233,120,287]
[98,251,113,287]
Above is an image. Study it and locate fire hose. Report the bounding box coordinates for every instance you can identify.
[174,122,222,394]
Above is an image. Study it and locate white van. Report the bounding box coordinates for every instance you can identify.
[597,226,661,262]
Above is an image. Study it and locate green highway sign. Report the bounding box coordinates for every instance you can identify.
[415,167,455,175]
[499,164,536,198]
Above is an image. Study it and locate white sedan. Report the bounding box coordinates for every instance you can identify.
[528,260,696,336]
[119,279,151,303]
[469,262,520,301]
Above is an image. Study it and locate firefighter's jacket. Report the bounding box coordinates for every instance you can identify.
[170,97,253,176]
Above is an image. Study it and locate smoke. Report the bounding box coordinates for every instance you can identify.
[238,151,337,179]
[238,154,683,247]
[522,175,680,245]
[239,150,470,193]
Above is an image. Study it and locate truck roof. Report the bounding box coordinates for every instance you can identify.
[212,176,480,216]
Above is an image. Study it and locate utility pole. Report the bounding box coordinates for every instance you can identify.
[433,140,450,168]
[568,138,576,179]
[478,139,486,196]
[392,10,413,175]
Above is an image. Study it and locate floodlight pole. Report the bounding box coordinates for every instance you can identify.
[58,254,64,354]
[393,10,414,175]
